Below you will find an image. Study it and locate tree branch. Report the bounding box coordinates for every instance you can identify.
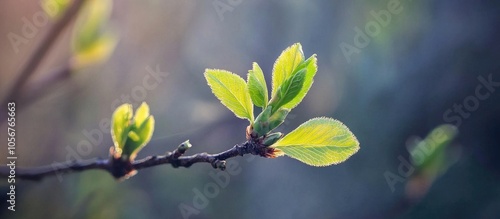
[1,0,86,111]
[0,141,275,181]
[20,63,73,105]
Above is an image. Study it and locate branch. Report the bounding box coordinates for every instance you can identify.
[18,63,73,109]
[0,141,276,181]
[1,159,109,181]
[0,0,86,109]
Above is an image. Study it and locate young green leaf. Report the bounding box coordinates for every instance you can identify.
[272,43,304,98]
[72,33,118,69]
[72,0,113,53]
[269,68,306,111]
[205,69,254,122]
[281,54,317,110]
[252,106,273,136]
[262,132,284,146]
[247,62,268,108]
[267,108,290,133]
[134,101,151,127]
[111,103,133,154]
[409,124,458,175]
[252,106,289,137]
[271,117,360,166]
[122,103,155,160]
[111,102,155,161]
[70,0,117,68]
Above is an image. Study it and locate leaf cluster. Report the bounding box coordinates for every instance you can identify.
[204,43,359,166]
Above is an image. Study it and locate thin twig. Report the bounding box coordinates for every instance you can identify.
[20,63,72,105]
[0,141,271,181]
[0,0,86,109]
[0,63,76,124]
[2,159,110,181]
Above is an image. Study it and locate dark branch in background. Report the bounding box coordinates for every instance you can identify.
[0,0,86,122]
[0,141,274,181]
[19,63,73,106]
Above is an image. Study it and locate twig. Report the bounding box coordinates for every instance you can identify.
[0,141,273,181]
[1,159,109,181]
[0,0,86,110]
[0,64,74,124]
[20,63,72,105]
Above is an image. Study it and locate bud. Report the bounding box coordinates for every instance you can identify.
[262,132,283,146]
[252,106,289,137]
[267,108,289,132]
[246,125,254,140]
[252,106,273,137]
[213,160,226,170]
[262,147,285,158]
[178,140,192,152]
[174,140,192,158]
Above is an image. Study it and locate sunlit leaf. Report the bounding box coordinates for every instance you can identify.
[271,117,360,166]
[71,0,116,68]
[110,102,155,160]
[272,43,304,98]
[267,108,289,133]
[111,103,133,154]
[72,0,112,53]
[134,102,150,127]
[71,33,117,69]
[205,69,254,122]
[269,68,306,111]
[281,54,317,110]
[247,62,268,108]
[253,106,289,136]
[123,103,155,160]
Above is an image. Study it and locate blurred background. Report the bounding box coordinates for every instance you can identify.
[1,0,500,218]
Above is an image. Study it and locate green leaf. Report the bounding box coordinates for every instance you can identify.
[252,106,289,137]
[111,102,155,161]
[262,132,283,146]
[252,106,273,136]
[272,43,304,98]
[247,62,268,108]
[205,69,254,122]
[281,54,317,110]
[271,117,360,166]
[111,103,133,153]
[122,103,155,160]
[267,108,289,133]
[409,124,458,174]
[71,0,116,68]
[269,68,306,111]
[72,0,112,53]
[72,33,117,68]
[134,102,151,127]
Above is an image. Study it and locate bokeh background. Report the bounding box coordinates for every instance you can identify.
[1,0,500,218]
